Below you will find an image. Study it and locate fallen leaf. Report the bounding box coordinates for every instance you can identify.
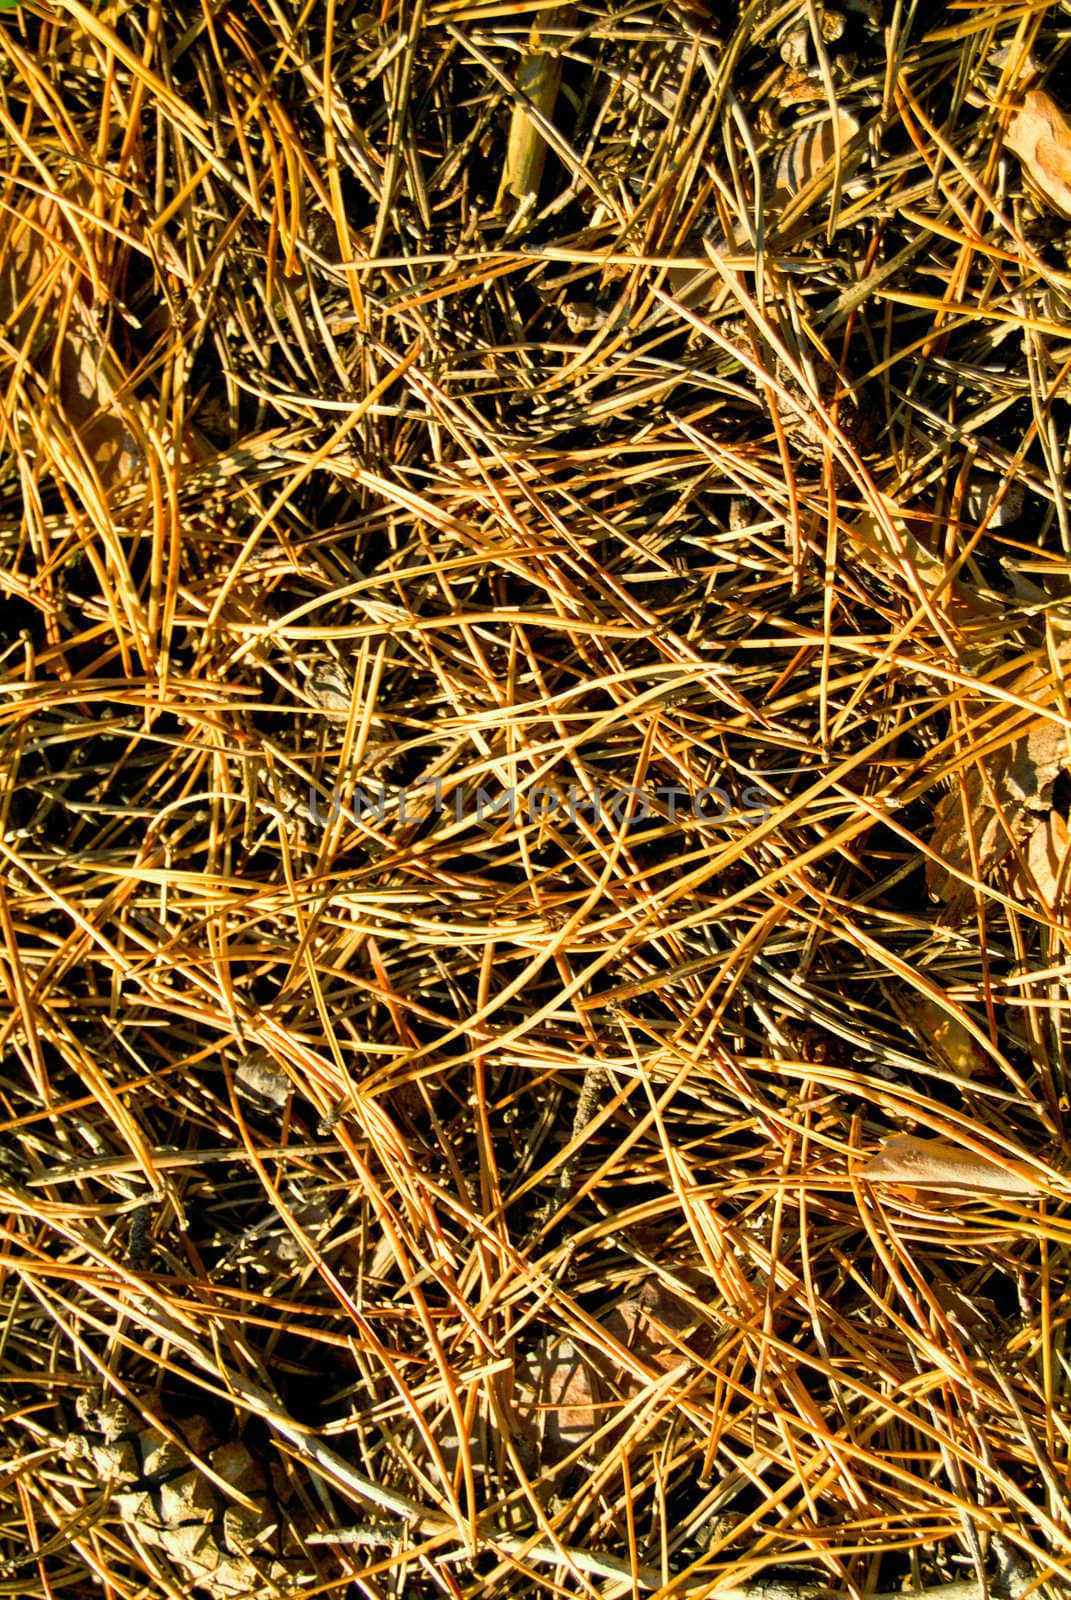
[860,1133,1042,1195]
[1006,88,1071,217]
[603,1278,703,1374]
[847,496,948,593]
[522,1335,602,1455]
[1021,807,1071,910]
[666,222,749,307]
[304,656,354,711]
[514,1281,706,1460]
[927,713,1071,913]
[772,109,860,209]
[561,298,609,333]
[891,989,991,1080]
[234,1055,291,1112]
[0,187,142,488]
[962,475,1025,529]
[931,1281,1001,1337]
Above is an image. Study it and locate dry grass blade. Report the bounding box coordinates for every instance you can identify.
[496,4,577,211]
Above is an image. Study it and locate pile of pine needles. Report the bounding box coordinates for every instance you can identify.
[2,0,1071,1594]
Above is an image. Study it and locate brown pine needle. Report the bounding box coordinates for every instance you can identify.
[2,1,1071,1597]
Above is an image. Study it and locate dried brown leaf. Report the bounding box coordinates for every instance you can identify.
[927,715,1071,911]
[892,989,991,1080]
[1007,88,1071,217]
[603,1279,703,1375]
[0,188,141,485]
[524,1335,601,1454]
[513,1283,704,1461]
[1021,807,1071,909]
[860,1133,1042,1194]
[771,109,860,209]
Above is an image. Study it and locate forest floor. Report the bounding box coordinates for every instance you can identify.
[1,0,1071,1596]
